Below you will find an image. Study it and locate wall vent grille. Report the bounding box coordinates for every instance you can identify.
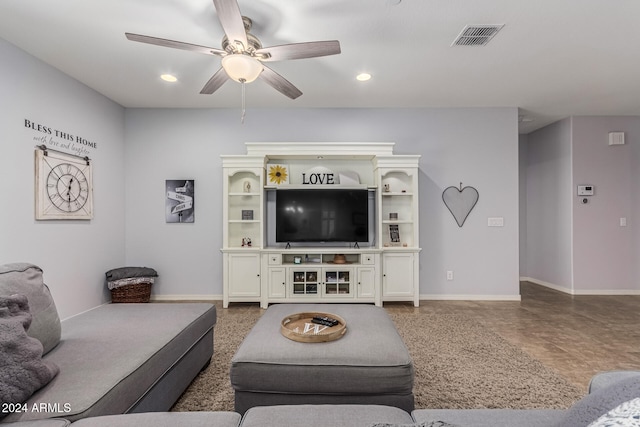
[453,25,504,46]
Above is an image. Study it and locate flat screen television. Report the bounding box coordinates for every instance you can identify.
[270,188,375,247]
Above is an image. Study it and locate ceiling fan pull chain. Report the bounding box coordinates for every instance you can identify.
[240,78,246,124]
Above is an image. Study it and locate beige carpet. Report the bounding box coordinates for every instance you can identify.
[172,304,582,412]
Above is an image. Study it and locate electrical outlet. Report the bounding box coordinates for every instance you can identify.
[446,270,454,281]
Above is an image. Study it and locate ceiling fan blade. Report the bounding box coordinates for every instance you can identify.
[200,68,230,94]
[212,0,248,50]
[256,40,341,62]
[125,33,225,56]
[259,65,302,99]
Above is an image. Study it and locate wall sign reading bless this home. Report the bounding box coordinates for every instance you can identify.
[24,118,98,158]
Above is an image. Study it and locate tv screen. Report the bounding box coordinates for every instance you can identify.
[276,189,369,243]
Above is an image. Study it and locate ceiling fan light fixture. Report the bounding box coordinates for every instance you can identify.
[222,54,263,83]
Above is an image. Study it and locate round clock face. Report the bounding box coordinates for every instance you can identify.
[46,163,90,212]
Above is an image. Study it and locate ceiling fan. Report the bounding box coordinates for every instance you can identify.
[125,0,341,100]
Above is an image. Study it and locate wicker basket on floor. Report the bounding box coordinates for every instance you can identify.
[110,282,152,303]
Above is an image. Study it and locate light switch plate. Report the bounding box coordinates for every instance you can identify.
[488,217,504,227]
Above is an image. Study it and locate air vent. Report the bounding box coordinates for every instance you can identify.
[453,25,504,46]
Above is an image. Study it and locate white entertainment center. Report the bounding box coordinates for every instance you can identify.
[221,142,420,308]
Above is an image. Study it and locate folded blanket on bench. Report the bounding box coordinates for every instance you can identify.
[105,267,158,281]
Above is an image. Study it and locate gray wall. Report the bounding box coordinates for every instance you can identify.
[519,134,528,276]
[124,107,521,300]
[523,116,640,293]
[571,117,639,292]
[524,119,573,290]
[0,39,126,318]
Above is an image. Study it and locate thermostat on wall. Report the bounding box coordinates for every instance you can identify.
[577,185,594,196]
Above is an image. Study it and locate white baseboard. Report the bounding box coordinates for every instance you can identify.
[420,294,521,301]
[521,277,573,294]
[521,277,640,295]
[150,294,221,302]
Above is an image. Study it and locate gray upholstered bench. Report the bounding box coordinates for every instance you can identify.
[230,304,414,414]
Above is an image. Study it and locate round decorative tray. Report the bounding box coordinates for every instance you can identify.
[281,312,347,343]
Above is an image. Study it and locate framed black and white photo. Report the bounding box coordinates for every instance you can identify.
[242,209,254,220]
[166,180,194,223]
[389,224,400,244]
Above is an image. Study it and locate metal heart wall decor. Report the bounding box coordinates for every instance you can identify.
[442,183,479,227]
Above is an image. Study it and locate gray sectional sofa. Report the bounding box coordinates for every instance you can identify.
[5,372,640,426]
[0,263,216,424]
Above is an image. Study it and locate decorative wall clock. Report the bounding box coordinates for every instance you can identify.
[35,147,93,220]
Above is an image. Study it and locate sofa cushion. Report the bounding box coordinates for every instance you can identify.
[411,409,566,427]
[588,371,640,393]
[70,411,241,427]
[0,420,71,426]
[0,295,59,412]
[371,422,460,427]
[239,404,414,427]
[0,263,61,355]
[2,302,216,422]
[554,375,640,427]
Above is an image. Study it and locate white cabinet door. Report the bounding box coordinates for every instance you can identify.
[228,253,261,298]
[267,267,287,298]
[322,267,355,297]
[382,252,415,297]
[357,267,376,299]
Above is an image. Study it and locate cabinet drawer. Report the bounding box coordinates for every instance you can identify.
[362,254,375,265]
[268,254,282,265]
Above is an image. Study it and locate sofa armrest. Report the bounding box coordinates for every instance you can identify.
[588,370,640,394]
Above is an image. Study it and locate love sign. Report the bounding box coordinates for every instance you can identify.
[302,172,335,185]
[301,166,336,185]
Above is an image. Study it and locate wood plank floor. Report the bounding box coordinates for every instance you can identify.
[387,281,640,393]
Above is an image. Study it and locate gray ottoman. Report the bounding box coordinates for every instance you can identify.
[230,304,414,414]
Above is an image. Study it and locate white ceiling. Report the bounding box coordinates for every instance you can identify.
[1,0,639,134]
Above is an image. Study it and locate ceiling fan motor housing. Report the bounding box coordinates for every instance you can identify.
[222,16,263,56]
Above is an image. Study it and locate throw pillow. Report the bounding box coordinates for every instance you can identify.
[588,397,640,426]
[555,375,640,427]
[0,294,60,410]
[0,263,61,355]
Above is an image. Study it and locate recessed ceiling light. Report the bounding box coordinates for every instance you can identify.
[160,74,178,82]
[356,73,372,82]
